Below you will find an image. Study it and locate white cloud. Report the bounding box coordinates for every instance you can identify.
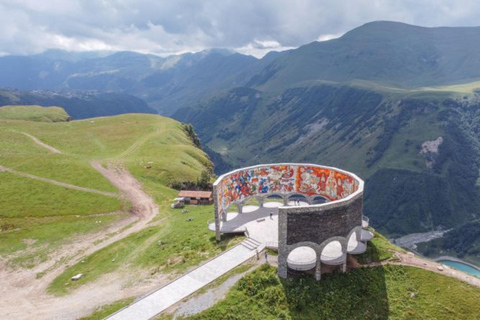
[236,39,295,58]
[1,0,480,58]
[317,34,342,42]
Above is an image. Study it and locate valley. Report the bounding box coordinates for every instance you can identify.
[3,19,480,319]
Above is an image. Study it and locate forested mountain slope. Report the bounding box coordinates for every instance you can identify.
[173,22,480,238]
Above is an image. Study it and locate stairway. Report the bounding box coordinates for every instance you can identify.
[241,237,262,250]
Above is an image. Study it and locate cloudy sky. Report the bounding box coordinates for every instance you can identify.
[1,0,480,58]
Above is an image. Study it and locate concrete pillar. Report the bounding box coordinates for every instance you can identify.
[214,186,221,242]
[278,254,288,278]
[278,207,288,279]
[256,196,265,208]
[315,260,322,281]
[307,197,313,205]
[355,228,362,242]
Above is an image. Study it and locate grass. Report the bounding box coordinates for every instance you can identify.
[156,263,256,320]
[0,213,127,269]
[47,201,243,296]
[183,263,480,320]
[0,109,213,270]
[79,297,135,320]
[0,105,70,122]
[0,172,122,218]
[356,230,404,264]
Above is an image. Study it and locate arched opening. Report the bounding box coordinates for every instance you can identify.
[347,231,367,254]
[243,197,262,208]
[312,195,328,205]
[287,246,317,271]
[320,240,346,265]
[242,201,260,213]
[224,204,240,221]
[288,194,308,206]
[264,194,284,208]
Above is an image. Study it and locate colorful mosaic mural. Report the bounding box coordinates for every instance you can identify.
[296,166,358,200]
[216,165,359,211]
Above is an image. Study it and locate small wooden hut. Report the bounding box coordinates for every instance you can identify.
[178,190,213,205]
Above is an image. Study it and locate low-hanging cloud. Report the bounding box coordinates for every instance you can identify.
[1,0,480,57]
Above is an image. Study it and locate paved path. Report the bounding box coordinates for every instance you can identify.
[108,243,261,320]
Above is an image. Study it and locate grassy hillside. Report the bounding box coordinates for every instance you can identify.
[181,264,480,320]
[0,105,71,122]
[0,89,157,119]
[48,201,241,296]
[0,108,212,268]
[174,234,480,320]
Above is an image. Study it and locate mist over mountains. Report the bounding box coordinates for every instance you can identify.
[3,21,480,247]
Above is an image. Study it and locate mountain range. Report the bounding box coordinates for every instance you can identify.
[2,21,480,258]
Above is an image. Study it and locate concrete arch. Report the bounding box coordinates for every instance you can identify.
[287,246,318,271]
[347,226,368,255]
[287,193,310,204]
[265,192,285,199]
[318,236,348,266]
[347,226,364,243]
[311,195,328,204]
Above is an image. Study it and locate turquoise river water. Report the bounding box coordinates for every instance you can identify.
[438,260,480,278]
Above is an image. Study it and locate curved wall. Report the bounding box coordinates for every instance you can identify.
[213,163,363,214]
[213,163,365,280]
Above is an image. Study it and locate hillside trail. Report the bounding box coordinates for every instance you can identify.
[0,164,118,197]
[0,161,163,320]
[21,132,62,154]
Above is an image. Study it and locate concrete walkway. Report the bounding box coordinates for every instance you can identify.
[107,244,261,320]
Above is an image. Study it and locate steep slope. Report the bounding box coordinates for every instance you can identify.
[419,219,480,265]
[175,82,480,237]
[173,21,480,239]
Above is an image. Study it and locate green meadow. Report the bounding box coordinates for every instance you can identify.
[0,106,214,269]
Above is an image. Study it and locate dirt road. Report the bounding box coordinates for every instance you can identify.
[0,162,162,320]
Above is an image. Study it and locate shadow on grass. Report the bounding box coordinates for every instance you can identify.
[280,243,389,319]
[281,266,389,319]
[356,240,387,264]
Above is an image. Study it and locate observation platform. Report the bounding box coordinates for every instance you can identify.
[208,202,373,269]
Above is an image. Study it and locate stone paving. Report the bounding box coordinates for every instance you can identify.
[107,244,260,320]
